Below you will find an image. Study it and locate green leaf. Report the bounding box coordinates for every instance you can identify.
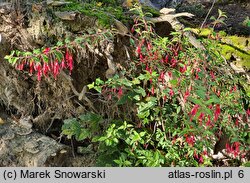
[133,95,140,101]
[117,93,131,105]
[176,106,181,114]
[210,94,220,104]
[210,16,216,21]
[54,50,63,61]
[95,78,104,85]
[41,54,49,62]
[119,78,132,87]
[79,113,102,124]
[87,82,95,89]
[65,38,71,44]
[78,129,90,141]
[204,107,213,116]
[132,78,140,85]
[56,41,64,47]
[129,38,135,46]
[4,55,10,60]
[33,57,40,63]
[196,89,206,100]
[33,49,41,55]
[188,97,203,106]
[134,87,146,97]
[23,52,33,56]
[169,79,178,86]
[11,57,19,65]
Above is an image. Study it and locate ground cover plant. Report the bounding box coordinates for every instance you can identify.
[3,2,249,167]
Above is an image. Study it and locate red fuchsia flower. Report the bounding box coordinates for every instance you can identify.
[53,60,60,79]
[226,142,240,158]
[17,62,24,70]
[230,85,237,93]
[136,45,141,55]
[34,63,42,81]
[235,118,239,126]
[61,58,66,69]
[185,135,195,146]
[214,104,221,122]
[183,89,190,103]
[168,71,172,78]
[198,112,205,125]
[153,51,158,60]
[205,115,212,127]
[216,90,220,97]
[139,53,144,62]
[226,142,232,153]
[131,27,135,33]
[117,87,123,99]
[170,58,177,67]
[246,109,250,116]
[43,47,50,54]
[189,104,199,122]
[151,86,155,95]
[199,155,204,164]
[195,68,201,80]
[193,151,199,159]
[169,88,174,97]
[42,62,50,76]
[203,150,208,156]
[210,71,215,80]
[179,65,187,73]
[190,104,199,116]
[233,85,237,92]
[163,95,167,102]
[164,55,169,63]
[50,61,54,71]
[29,61,34,74]
[149,68,152,75]
[159,71,165,83]
[147,42,152,51]
[65,50,73,74]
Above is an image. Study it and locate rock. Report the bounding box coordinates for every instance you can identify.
[47,0,71,7]
[54,11,78,21]
[149,0,184,9]
[0,120,70,166]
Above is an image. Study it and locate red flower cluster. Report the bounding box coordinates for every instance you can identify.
[189,104,199,121]
[226,142,240,158]
[16,48,74,81]
[185,134,195,146]
[214,104,221,122]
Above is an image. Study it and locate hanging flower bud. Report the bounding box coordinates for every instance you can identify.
[35,63,42,81]
[214,104,221,122]
[61,58,66,69]
[117,87,123,99]
[43,62,50,76]
[29,61,34,74]
[164,55,169,63]
[151,86,155,95]
[53,60,60,79]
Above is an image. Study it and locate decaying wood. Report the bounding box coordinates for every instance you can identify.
[0,118,70,166]
[146,8,205,50]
